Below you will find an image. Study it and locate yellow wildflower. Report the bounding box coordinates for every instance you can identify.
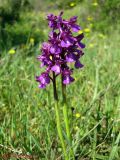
[30,38,35,45]
[98,33,106,39]
[70,2,75,7]
[74,126,79,130]
[87,16,93,21]
[84,28,91,33]
[92,2,98,6]
[74,76,77,81]
[89,43,94,48]
[75,113,81,118]
[8,49,16,55]
[78,30,83,34]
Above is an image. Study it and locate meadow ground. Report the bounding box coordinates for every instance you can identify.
[0,7,120,160]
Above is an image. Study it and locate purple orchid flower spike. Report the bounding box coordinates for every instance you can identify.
[36,12,85,88]
[36,12,86,160]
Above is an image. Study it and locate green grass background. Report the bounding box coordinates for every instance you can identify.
[0,1,120,159]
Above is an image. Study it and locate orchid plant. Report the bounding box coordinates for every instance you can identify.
[36,12,85,160]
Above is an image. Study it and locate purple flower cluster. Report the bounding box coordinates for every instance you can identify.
[36,12,85,88]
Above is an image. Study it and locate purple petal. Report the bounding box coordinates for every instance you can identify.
[50,45,61,54]
[76,33,84,41]
[40,62,44,67]
[50,46,55,53]
[70,16,77,23]
[61,37,74,48]
[39,83,46,88]
[39,75,46,84]
[36,76,41,82]
[62,69,73,75]
[37,55,45,61]
[61,40,69,47]
[42,42,50,50]
[45,76,50,84]
[78,42,85,49]
[75,61,84,68]
[63,75,74,84]
[71,24,81,32]
[66,53,77,62]
[49,31,57,39]
[36,73,50,85]
[51,65,60,74]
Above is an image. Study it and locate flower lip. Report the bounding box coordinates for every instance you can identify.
[36,72,50,88]
[39,83,46,88]
[51,65,61,74]
[63,75,74,84]
[50,44,62,54]
[61,36,74,48]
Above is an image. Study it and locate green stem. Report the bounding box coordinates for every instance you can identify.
[63,103,71,142]
[53,72,68,160]
[62,83,75,159]
[55,101,68,160]
[62,84,70,140]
